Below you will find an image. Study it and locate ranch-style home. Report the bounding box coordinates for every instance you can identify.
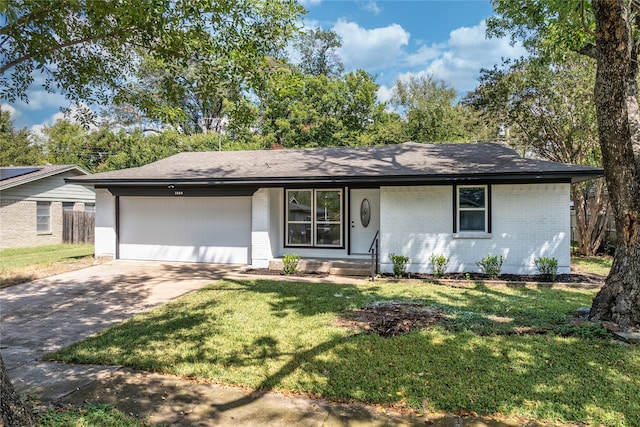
[67,142,602,275]
[1,165,95,249]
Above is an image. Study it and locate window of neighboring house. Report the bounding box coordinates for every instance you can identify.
[456,185,489,233]
[286,189,343,247]
[62,202,75,211]
[36,201,51,233]
[84,203,95,212]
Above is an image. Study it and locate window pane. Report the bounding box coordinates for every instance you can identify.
[459,188,485,209]
[62,202,74,211]
[288,223,312,245]
[315,190,341,222]
[316,224,341,246]
[460,211,485,232]
[84,203,95,212]
[288,190,312,221]
[36,202,50,233]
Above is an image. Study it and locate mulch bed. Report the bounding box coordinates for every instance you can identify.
[244,268,329,278]
[244,268,604,285]
[336,301,445,337]
[383,272,604,285]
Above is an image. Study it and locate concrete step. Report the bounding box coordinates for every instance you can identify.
[268,258,371,276]
[328,267,371,277]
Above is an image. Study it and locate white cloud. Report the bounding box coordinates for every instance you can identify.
[333,20,410,71]
[399,21,526,94]
[299,0,321,7]
[377,85,394,104]
[0,103,20,118]
[361,1,381,15]
[406,44,443,66]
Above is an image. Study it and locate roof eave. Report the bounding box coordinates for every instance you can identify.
[70,170,604,188]
[1,165,89,191]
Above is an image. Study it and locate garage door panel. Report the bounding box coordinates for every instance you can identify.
[119,196,251,263]
[119,244,248,264]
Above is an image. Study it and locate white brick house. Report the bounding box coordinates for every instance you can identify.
[68,143,602,274]
[1,165,96,248]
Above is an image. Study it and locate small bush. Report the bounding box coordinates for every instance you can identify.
[476,254,505,279]
[535,257,558,282]
[282,254,301,275]
[389,253,410,278]
[429,254,449,277]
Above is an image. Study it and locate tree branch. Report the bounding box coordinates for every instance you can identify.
[0,4,65,36]
[0,27,134,75]
[580,0,596,38]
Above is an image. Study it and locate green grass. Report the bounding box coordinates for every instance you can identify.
[0,244,94,270]
[37,404,148,426]
[48,279,640,426]
[572,256,613,276]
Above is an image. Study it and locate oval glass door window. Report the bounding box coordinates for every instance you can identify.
[360,198,371,227]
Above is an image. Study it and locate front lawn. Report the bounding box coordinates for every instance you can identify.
[572,255,613,277]
[0,244,95,288]
[48,279,640,426]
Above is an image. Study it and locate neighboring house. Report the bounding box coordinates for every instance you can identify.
[0,165,96,249]
[67,142,602,274]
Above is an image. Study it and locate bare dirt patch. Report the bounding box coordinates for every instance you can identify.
[337,301,445,337]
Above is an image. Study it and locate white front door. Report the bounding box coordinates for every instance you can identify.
[350,189,380,254]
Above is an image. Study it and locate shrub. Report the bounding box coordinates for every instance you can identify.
[389,253,410,278]
[282,254,301,275]
[476,255,505,279]
[535,257,558,282]
[429,254,449,277]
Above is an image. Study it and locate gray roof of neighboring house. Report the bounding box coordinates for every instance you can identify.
[0,165,89,190]
[67,142,603,187]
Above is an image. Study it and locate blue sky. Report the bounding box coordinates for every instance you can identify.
[3,0,525,132]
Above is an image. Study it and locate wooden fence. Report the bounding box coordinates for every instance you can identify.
[62,210,95,244]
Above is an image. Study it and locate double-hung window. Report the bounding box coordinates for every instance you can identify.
[286,189,343,247]
[37,201,51,233]
[456,185,489,233]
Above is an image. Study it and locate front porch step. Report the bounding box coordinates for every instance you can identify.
[269,258,372,276]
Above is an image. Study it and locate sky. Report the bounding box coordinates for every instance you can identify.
[2,0,526,132]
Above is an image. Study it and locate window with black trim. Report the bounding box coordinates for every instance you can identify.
[456,185,488,233]
[286,189,342,247]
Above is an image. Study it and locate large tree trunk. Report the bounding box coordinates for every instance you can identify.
[589,0,640,330]
[0,354,36,427]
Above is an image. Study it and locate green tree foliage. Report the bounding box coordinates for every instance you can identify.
[112,55,254,135]
[257,67,384,147]
[40,120,263,172]
[0,0,303,106]
[488,0,640,329]
[294,28,344,77]
[466,55,608,256]
[0,110,43,166]
[392,75,494,143]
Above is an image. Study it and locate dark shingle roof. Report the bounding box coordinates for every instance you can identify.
[0,165,88,190]
[67,142,603,186]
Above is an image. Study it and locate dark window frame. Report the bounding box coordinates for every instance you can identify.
[285,188,345,249]
[453,184,491,234]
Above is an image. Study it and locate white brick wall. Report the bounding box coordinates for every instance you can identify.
[380,184,571,275]
[94,189,116,259]
[251,188,272,267]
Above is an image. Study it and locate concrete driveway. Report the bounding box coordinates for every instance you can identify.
[0,260,242,399]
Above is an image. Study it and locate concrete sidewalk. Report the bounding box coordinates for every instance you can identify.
[1,260,517,426]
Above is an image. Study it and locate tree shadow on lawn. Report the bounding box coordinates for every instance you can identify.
[53,278,640,425]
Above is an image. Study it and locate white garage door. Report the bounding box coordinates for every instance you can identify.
[119,196,251,264]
